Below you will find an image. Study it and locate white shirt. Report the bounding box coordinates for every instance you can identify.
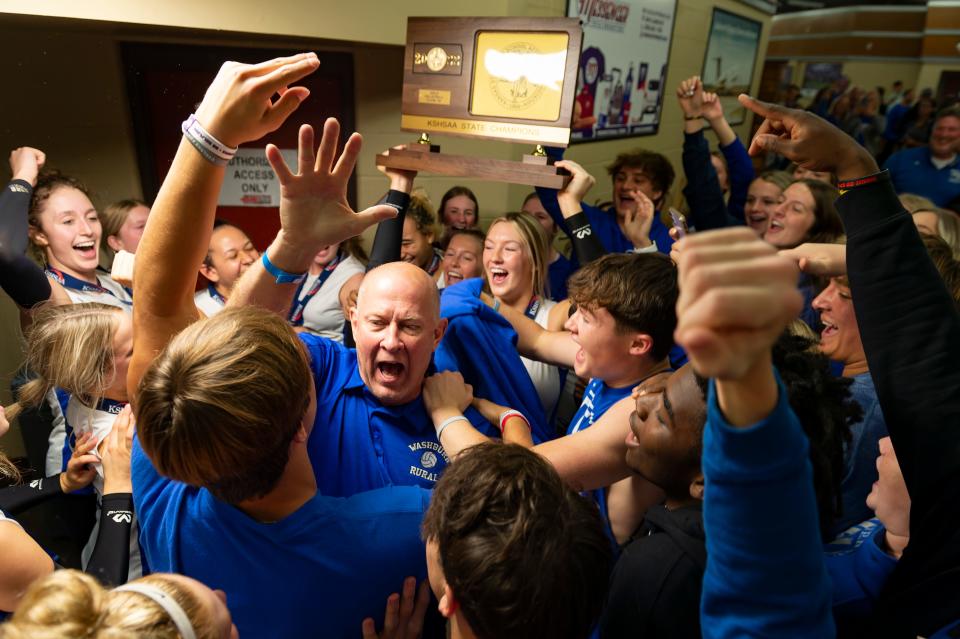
[520,299,563,417]
[48,272,132,311]
[194,287,226,317]
[298,255,365,343]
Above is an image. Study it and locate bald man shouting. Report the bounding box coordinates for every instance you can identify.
[228,122,488,497]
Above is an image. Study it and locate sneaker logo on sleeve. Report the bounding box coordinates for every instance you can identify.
[108,510,133,524]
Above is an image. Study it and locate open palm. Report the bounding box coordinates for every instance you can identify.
[267,118,395,252]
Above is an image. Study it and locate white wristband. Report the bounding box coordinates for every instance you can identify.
[498,409,530,434]
[436,415,469,441]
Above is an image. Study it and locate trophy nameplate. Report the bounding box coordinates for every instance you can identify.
[377,17,583,188]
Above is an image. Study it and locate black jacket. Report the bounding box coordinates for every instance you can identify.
[600,503,705,639]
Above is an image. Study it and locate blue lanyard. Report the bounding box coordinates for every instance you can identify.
[426,251,441,276]
[288,251,344,326]
[524,295,541,320]
[95,397,128,415]
[46,267,129,305]
[207,283,226,306]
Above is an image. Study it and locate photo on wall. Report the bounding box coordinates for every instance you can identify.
[567,0,678,142]
[701,8,763,125]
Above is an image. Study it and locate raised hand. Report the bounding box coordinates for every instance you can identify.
[377,146,417,194]
[621,189,655,249]
[267,119,397,255]
[738,94,878,180]
[555,160,597,216]
[61,432,99,493]
[674,227,802,381]
[101,405,136,495]
[701,91,725,123]
[676,76,704,119]
[361,577,431,639]
[9,147,46,186]
[193,52,320,148]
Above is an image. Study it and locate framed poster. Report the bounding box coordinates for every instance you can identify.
[701,8,763,126]
[567,0,679,142]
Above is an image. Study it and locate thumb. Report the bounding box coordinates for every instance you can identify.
[355,203,398,229]
[263,87,310,133]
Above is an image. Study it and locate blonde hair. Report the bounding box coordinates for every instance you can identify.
[99,199,147,269]
[914,208,960,259]
[135,306,311,504]
[0,570,220,639]
[5,303,123,422]
[486,212,551,301]
[899,193,937,214]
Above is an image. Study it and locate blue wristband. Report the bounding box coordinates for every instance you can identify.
[261,252,307,285]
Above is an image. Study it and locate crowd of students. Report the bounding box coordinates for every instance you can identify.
[0,51,957,638]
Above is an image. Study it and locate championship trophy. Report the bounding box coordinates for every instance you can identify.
[376,17,583,188]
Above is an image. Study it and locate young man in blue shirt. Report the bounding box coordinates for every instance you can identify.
[884,106,960,208]
[535,148,676,255]
[477,252,678,542]
[128,54,437,639]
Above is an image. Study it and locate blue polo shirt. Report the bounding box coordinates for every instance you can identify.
[300,334,487,497]
[883,147,960,207]
[132,439,432,639]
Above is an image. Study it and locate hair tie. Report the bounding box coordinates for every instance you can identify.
[114,583,197,639]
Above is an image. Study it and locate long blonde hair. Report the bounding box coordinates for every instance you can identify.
[6,303,123,422]
[0,570,220,639]
[486,212,551,301]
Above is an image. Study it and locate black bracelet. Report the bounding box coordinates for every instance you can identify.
[684,114,701,121]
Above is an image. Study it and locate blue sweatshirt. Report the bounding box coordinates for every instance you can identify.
[435,278,551,442]
[701,374,834,638]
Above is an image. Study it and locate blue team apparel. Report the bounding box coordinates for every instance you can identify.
[435,278,551,442]
[567,378,634,538]
[825,518,897,631]
[299,334,488,496]
[132,439,432,639]
[535,148,675,256]
[883,146,960,207]
[701,374,835,639]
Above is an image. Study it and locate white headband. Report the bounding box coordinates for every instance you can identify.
[114,583,197,639]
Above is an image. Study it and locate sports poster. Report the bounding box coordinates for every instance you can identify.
[567,0,678,142]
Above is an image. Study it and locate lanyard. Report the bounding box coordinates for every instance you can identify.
[95,397,128,415]
[206,283,226,306]
[524,295,541,320]
[288,250,344,326]
[426,251,441,276]
[46,267,129,304]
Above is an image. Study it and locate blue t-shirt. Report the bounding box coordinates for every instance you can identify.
[567,378,634,533]
[300,334,487,496]
[132,439,432,639]
[884,146,960,207]
[834,373,888,536]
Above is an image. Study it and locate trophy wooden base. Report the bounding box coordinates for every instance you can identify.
[375,147,571,189]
